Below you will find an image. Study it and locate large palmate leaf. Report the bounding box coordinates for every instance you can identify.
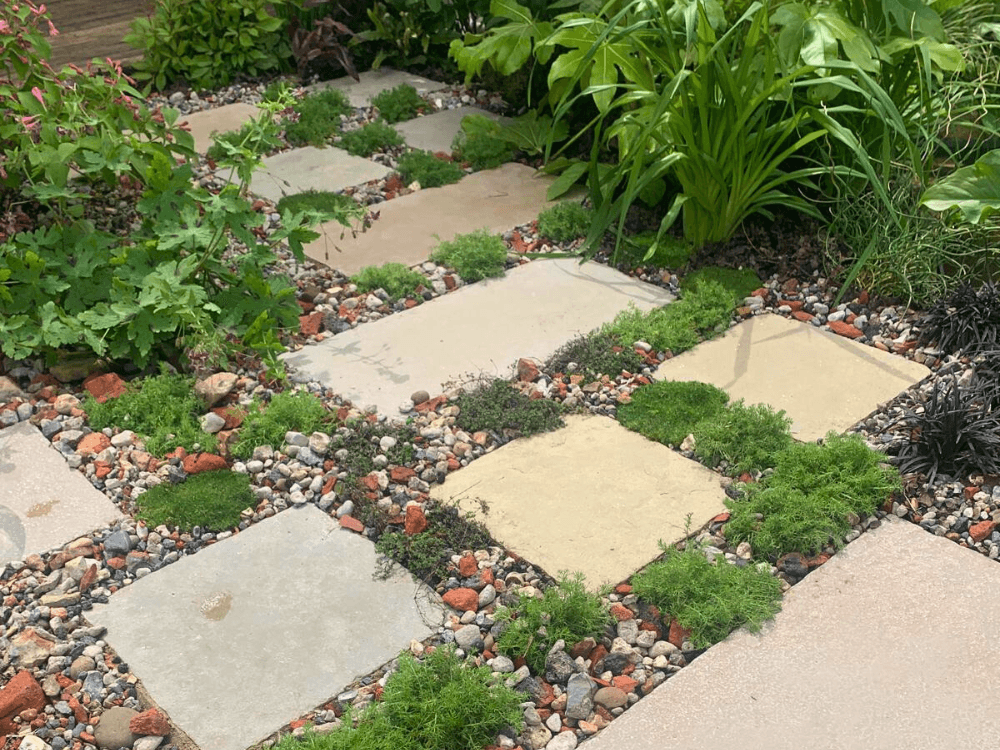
[773,3,878,73]
[449,0,553,80]
[921,150,1000,224]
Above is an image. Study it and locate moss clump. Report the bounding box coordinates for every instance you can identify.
[352,262,426,301]
[339,120,404,157]
[285,88,353,147]
[725,433,901,559]
[536,201,591,243]
[544,331,645,379]
[370,84,424,124]
[84,369,216,457]
[619,380,730,446]
[135,471,252,531]
[616,231,693,269]
[397,150,465,188]
[693,399,793,476]
[455,379,563,438]
[231,391,328,459]
[682,266,763,305]
[430,229,507,282]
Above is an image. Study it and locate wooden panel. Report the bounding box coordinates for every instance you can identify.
[45,0,153,68]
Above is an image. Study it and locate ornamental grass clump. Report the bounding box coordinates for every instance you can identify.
[430,229,507,282]
[231,391,328,459]
[135,471,252,531]
[618,381,730,447]
[918,281,1000,355]
[692,400,793,476]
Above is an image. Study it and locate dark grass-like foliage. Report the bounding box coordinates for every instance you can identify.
[618,380,730,447]
[455,379,563,439]
[918,281,1000,355]
[135,471,252,531]
[544,331,645,379]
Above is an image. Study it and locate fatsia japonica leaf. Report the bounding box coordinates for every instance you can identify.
[449,0,553,81]
[921,150,1000,225]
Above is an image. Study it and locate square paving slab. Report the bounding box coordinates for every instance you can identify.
[249,145,392,204]
[0,422,122,566]
[654,313,930,441]
[86,505,445,750]
[306,68,448,107]
[177,103,261,154]
[580,519,1000,750]
[303,163,577,273]
[283,259,673,415]
[395,107,509,154]
[430,415,727,589]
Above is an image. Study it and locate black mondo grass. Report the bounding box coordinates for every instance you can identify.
[918,281,1000,355]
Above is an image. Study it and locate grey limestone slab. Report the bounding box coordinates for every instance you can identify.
[395,106,509,154]
[579,519,1000,750]
[281,258,674,415]
[0,422,122,566]
[86,505,444,750]
[306,68,448,108]
[249,145,392,204]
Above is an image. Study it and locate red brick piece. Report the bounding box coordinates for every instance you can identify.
[181,453,228,474]
[404,506,428,536]
[129,708,171,736]
[0,671,47,736]
[83,372,127,404]
[828,320,865,339]
[77,433,111,455]
[442,587,479,612]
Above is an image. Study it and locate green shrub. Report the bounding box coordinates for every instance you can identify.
[455,379,563,437]
[352,263,426,301]
[375,506,492,584]
[632,540,782,648]
[339,120,405,157]
[371,84,424,124]
[430,229,507,282]
[619,381,730,447]
[396,150,465,188]
[231,391,328,459]
[125,0,290,91]
[206,119,283,163]
[615,231,693,269]
[275,646,524,750]
[135,471,252,531]
[84,370,216,457]
[276,190,358,218]
[536,201,591,243]
[681,267,763,305]
[693,400,793,476]
[496,573,611,673]
[451,114,514,170]
[544,331,644,379]
[285,89,353,147]
[725,433,901,559]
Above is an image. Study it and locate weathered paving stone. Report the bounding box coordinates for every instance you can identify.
[395,106,509,154]
[282,259,673,415]
[431,415,727,589]
[654,313,930,441]
[305,68,448,107]
[249,145,392,205]
[86,506,445,750]
[580,520,1000,749]
[177,102,261,154]
[0,422,122,566]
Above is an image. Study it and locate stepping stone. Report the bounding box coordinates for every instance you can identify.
[306,68,449,108]
[86,505,444,750]
[282,259,673,415]
[580,519,1000,749]
[303,163,576,273]
[395,107,509,154]
[654,313,930,441]
[430,415,727,589]
[0,423,122,566]
[249,145,392,205]
[177,102,261,154]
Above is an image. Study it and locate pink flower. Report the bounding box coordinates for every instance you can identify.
[20,115,40,131]
[0,20,10,34]
[47,19,58,36]
[30,86,44,106]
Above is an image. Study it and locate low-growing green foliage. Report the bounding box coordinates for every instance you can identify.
[681,267,763,306]
[352,263,426,301]
[496,573,611,674]
[430,229,507,282]
[231,391,328,459]
[451,114,514,170]
[135,471,253,531]
[632,539,783,648]
[275,190,359,218]
[84,370,216,456]
[693,400,793,476]
[274,646,524,750]
[536,201,591,243]
[615,231,693,269]
[544,331,644,379]
[206,119,283,163]
[619,381,730,447]
[455,379,563,438]
[331,420,415,479]
[397,150,465,188]
[339,120,404,157]
[285,89,353,147]
[371,84,424,124]
[725,433,901,559]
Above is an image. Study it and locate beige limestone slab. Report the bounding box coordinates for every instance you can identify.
[0,422,122,565]
[282,259,673,416]
[580,519,1000,750]
[248,145,392,204]
[430,415,727,589]
[178,103,261,154]
[87,505,445,750]
[303,163,569,273]
[395,106,509,154]
[306,68,449,107]
[654,313,930,441]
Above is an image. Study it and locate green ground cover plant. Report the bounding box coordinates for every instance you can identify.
[275,646,524,750]
[84,370,216,456]
[371,84,424,124]
[495,573,610,673]
[693,400,793,475]
[331,420,415,478]
[285,89,354,147]
[430,229,507,281]
[618,381,730,446]
[681,267,763,305]
[544,331,644,379]
[231,391,328,459]
[206,119,283,163]
[536,201,591,243]
[339,120,405,157]
[451,114,514,170]
[725,433,901,559]
[455,379,563,437]
[352,263,426,301]
[135,471,253,531]
[632,539,783,648]
[396,150,465,188]
[615,231,693,269]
